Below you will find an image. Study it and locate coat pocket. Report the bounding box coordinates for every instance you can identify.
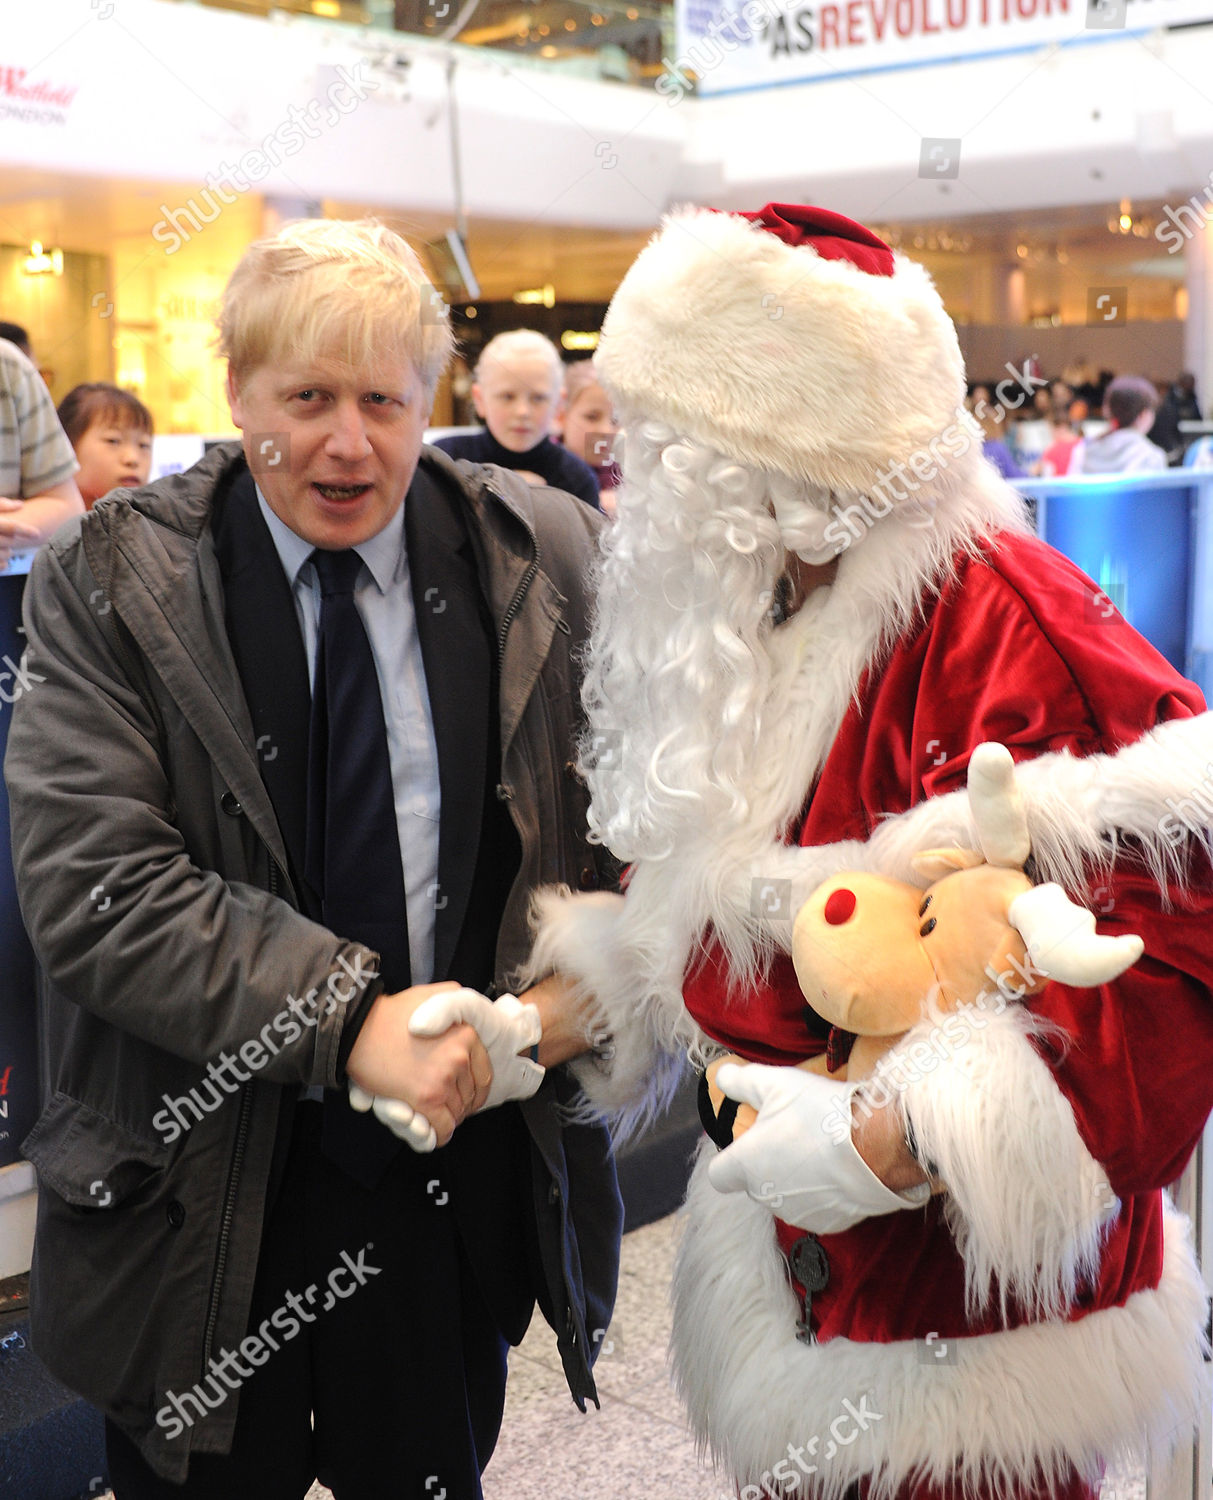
[22,1091,171,1209]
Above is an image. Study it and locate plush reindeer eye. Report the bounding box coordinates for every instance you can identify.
[920,917,937,937]
[918,894,933,917]
[824,888,857,925]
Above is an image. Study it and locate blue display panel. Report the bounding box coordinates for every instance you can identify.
[1016,469,1213,705]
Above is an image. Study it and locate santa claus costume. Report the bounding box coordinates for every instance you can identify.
[526,204,1213,1500]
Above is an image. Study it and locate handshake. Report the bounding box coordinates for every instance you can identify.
[348,988,543,1153]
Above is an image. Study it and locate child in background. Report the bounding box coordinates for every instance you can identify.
[966,383,1025,479]
[1040,405,1082,477]
[558,360,620,518]
[57,383,154,508]
[433,330,600,509]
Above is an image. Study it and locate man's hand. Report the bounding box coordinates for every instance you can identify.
[708,1062,929,1234]
[0,498,41,572]
[345,981,493,1149]
[409,990,543,1109]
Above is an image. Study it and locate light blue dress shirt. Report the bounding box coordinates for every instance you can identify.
[255,487,442,992]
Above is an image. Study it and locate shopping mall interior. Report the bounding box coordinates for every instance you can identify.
[2,1,1213,1497]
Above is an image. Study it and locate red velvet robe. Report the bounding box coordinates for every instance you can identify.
[682,530,1213,1500]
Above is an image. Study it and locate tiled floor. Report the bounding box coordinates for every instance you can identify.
[480,1212,721,1500]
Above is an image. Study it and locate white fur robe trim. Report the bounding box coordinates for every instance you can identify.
[864,710,1213,896]
[521,886,714,1131]
[892,1001,1112,1323]
[672,1153,1208,1499]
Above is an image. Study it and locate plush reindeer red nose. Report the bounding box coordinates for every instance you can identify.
[824,888,857,925]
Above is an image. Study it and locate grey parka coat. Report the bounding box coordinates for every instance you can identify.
[5,443,622,1482]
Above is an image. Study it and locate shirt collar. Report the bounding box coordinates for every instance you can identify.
[255,485,407,595]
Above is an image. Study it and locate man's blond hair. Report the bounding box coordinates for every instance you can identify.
[218,218,453,393]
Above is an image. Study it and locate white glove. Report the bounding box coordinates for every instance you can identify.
[707,1063,930,1234]
[408,989,544,1110]
[348,1082,437,1154]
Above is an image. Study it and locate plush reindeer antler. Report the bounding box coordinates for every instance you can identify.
[1008,884,1143,989]
[968,743,1031,869]
[971,743,1143,988]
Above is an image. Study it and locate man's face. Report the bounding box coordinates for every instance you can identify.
[473,352,561,454]
[227,350,432,550]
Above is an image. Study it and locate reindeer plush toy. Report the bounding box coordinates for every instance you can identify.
[707,742,1144,1140]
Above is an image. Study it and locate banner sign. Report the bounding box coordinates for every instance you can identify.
[666,0,1213,95]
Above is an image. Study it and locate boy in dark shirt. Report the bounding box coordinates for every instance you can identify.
[434,329,600,508]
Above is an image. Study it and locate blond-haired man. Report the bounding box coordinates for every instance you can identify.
[6,219,619,1497]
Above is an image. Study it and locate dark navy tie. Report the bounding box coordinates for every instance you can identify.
[306,548,411,1186]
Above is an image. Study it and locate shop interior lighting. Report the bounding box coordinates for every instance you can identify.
[514,283,556,307]
[22,241,63,276]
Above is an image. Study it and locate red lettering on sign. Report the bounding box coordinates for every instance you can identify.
[820,4,841,46]
[869,0,892,37]
[846,0,864,41]
[0,1066,11,1097]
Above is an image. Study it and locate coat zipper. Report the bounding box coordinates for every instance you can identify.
[202,851,284,1371]
[202,1083,252,1370]
[492,484,540,665]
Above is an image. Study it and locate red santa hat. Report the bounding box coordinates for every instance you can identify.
[596,202,969,500]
